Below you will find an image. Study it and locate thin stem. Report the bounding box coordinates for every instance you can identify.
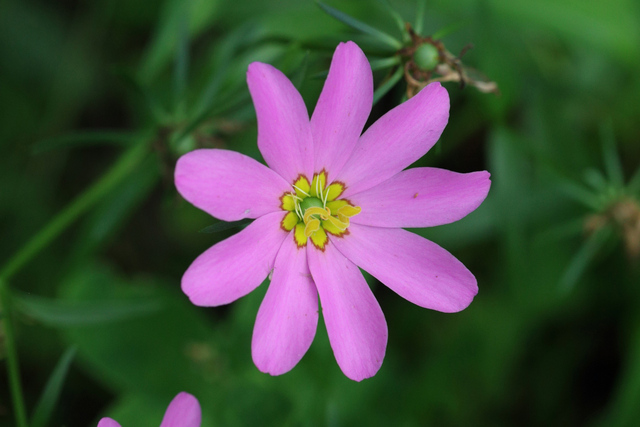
[1,280,28,427]
[0,140,150,282]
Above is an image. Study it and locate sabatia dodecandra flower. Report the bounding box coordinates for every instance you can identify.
[97,392,200,427]
[175,41,490,381]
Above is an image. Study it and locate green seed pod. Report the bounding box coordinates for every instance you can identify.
[413,43,440,71]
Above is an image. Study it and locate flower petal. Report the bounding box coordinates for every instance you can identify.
[175,149,290,222]
[182,212,287,306]
[97,419,121,427]
[247,62,314,183]
[307,244,387,381]
[337,82,450,196]
[252,238,318,375]
[332,225,477,313]
[159,392,201,427]
[350,168,491,227]
[310,41,372,177]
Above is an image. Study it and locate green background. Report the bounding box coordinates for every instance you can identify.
[1,0,640,425]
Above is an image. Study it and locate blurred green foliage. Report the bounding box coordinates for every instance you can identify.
[1,0,640,426]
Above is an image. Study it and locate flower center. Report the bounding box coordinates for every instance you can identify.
[300,197,324,214]
[279,171,361,250]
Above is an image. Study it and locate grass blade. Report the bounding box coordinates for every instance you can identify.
[173,2,190,119]
[373,66,404,105]
[600,121,625,188]
[32,131,135,154]
[369,56,401,71]
[373,0,406,35]
[415,0,426,34]
[316,1,402,50]
[30,348,77,427]
[559,225,612,294]
[13,292,162,326]
[199,218,253,234]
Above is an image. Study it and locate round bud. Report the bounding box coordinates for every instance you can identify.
[413,43,440,71]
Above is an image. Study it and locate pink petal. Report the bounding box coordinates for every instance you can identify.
[182,212,287,306]
[332,225,477,313]
[175,149,290,222]
[307,244,387,381]
[252,238,318,375]
[97,419,121,427]
[310,41,373,178]
[159,392,201,427]
[336,82,450,196]
[350,168,491,228]
[247,62,314,183]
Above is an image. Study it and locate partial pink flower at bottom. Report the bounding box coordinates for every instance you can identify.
[97,392,200,427]
[175,41,491,381]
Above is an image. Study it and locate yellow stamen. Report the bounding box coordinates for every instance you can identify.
[303,206,330,224]
[336,205,361,223]
[304,218,320,237]
[324,213,349,231]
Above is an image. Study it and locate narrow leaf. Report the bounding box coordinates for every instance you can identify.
[583,168,609,192]
[432,21,466,40]
[556,176,603,211]
[628,164,640,194]
[291,51,310,91]
[192,22,259,120]
[13,292,162,327]
[373,66,404,105]
[174,2,190,119]
[373,0,406,35]
[600,121,625,188]
[559,226,612,294]
[30,348,77,427]
[199,218,253,234]
[414,0,426,34]
[369,56,400,71]
[32,131,135,154]
[316,1,402,50]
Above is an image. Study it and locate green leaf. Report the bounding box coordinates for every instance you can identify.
[73,158,159,256]
[369,56,400,71]
[628,164,640,194]
[191,22,261,120]
[431,21,466,40]
[373,0,406,36]
[583,168,609,192]
[555,176,602,211]
[138,0,219,83]
[173,1,190,119]
[373,66,404,105]
[13,291,163,327]
[559,225,612,293]
[414,0,426,34]
[291,51,310,91]
[30,347,76,427]
[199,218,253,234]
[600,121,625,188]
[59,264,219,399]
[315,1,402,50]
[32,131,135,154]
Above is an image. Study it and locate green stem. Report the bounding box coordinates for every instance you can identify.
[0,140,150,282]
[0,139,150,426]
[1,280,29,427]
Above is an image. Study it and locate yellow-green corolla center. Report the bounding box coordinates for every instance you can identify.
[279,171,361,250]
[300,197,324,215]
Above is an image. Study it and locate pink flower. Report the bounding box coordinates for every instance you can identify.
[97,392,201,427]
[175,41,490,381]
